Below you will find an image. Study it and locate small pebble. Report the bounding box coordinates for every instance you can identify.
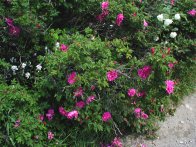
[180,121,184,124]
[179,141,184,144]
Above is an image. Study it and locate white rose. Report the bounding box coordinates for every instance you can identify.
[11,65,18,71]
[170,32,177,38]
[164,19,173,26]
[25,72,30,79]
[174,14,180,20]
[56,42,60,48]
[21,63,27,68]
[157,14,164,22]
[36,64,42,71]
[154,37,159,41]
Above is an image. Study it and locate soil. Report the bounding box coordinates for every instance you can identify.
[123,92,196,147]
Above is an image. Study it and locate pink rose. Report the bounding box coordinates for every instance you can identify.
[101,1,109,10]
[168,62,174,69]
[60,44,69,52]
[138,65,152,79]
[134,108,141,118]
[102,112,112,122]
[58,106,68,116]
[67,72,77,85]
[165,80,175,94]
[141,112,148,119]
[86,95,95,104]
[67,110,79,119]
[107,70,118,81]
[76,101,85,109]
[143,19,148,27]
[74,87,83,97]
[116,13,124,26]
[128,88,136,97]
[111,137,123,147]
[39,114,44,121]
[9,25,20,36]
[5,18,13,26]
[187,9,196,16]
[48,131,54,140]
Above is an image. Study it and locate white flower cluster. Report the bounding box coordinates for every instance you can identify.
[157,13,181,39]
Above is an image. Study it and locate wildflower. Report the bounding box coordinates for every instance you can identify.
[128,88,136,97]
[136,91,146,98]
[48,131,54,140]
[187,9,196,16]
[102,112,112,122]
[138,65,152,79]
[21,63,26,68]
[14,119,20,128]
[55,42,60,48]
[111,137,123,147]
[25,72,30,79]
[36,64,42,71]
[60,44,69,52]
[91,85,96,91]
[9,25,20,36]
[74,87,83,97]
[46,109,55,121]
[174,13,180,20]
[165,80,175,94]
[134,108,141,118]
[67,110,79,119]
[76,101,85,109]
[164,19,173,26]
[58,106,68,116]
[116,13,124,26]
[143,19,148,27]
[107,70,118,81]
[154,37,159,41]
[157,14,164,21]
[170,32,177,38]
[11,65,18,71]
[141,112,148,119]
[170,0,175,6]
[67,72,77,85]
[86,95,96,104]
[168,62,174,69]
[39,114,44,121]
[101,1,109,10]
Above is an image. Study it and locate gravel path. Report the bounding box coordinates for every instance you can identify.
[123,92,196,147]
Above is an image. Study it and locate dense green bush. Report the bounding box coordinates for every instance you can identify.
[0,0,195,146]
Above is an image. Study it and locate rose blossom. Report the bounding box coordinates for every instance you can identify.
[107,70,118,81]
[86,95,96,104]
[134,108,141,118]
[48,131,54,140]
[9,25,20,36]
[67,110,79,119]
[74,87,83,97]
[128,88,136,97]
[143,19,148,27]
[170,32,177,38]
[164,19,173,26]
[116,13,124,26]
[59,106,68,116]
[138,65,152,79]
[102,112,112,122]
[174,13,180,20]
[101,1,109,10]
[76,101,85,108]
[187,9,196,16]
[68,72,77,85]
[141,112,148,119]
[165,80,175,94]
[157,14,164,21]
[60,44,69,52]
[111,137,123,147]
[46,109,55,121]
[39,114,44,121]
[168,62,174,69]
[5,18,13,26]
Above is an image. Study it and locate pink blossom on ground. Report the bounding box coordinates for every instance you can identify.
[168,62,174,69]
[39,114,44,121]
[14,119,20,128]
[58,106,68,116]
[76,101,85,108]
[46,109,55,121]
[101,1,109,10]
[67,110,79,119]
[134,108,141,118]
[102,112,112,122]
[111,137,123,147]
[74,87,83,97]
[60,44,69,52]
[9,25,20,36]
[165,80,175,94]
[68,72,77,85]
[48,131,54,140]
[138,65,152,79]
[141,112,148,119]
[116,13,124,26]
[143,19,148,27]
[128,88,136,97]
[5,18,13,26]
[107,70,118,81]
[187,9,196,16]
[86,95,96,104]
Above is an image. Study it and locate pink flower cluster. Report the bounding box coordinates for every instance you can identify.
[116,13,124,26]
[187,9,196,16]
[134,108,148,119]
[59,106,68,116]
[86,95,96,104]
[97,1,109,22]
[76,101,85,108]
[67,110,79,119]
[74,87,83,97]
[5,18,20,36]
[165,80,175,94]
[128,88,136,97]
[138,65,152,79]
[111,137,123,147]
[46,109,55,121]
[68,72,77,85]
[107,70,118,81]
[48,131,54,140]
[60,44,69,52]
[102,112,112,122]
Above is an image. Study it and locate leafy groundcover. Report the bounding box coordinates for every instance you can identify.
[0,0,195,146]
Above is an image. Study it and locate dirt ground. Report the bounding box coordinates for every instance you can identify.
[123,92,196,147]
